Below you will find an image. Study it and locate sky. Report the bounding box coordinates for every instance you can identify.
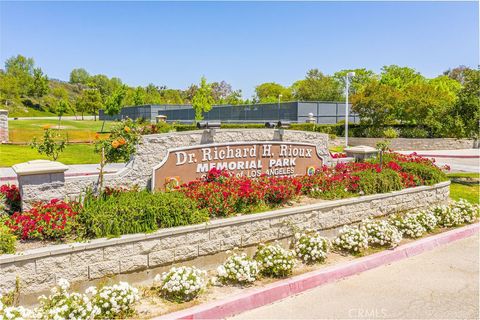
[0,1,478,98]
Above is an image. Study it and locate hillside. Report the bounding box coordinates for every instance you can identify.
[4,79,83,117]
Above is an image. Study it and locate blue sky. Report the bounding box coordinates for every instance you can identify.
[1,1,478,97]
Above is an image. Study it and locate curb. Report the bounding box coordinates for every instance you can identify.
[154,223,479,320]
[415,154,479,159]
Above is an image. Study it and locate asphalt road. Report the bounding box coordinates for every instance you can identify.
[231,235,479,319]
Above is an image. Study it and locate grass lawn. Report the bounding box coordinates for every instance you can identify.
[0,144,101,167]
[8,119,115,143]
[329,145,345,153]
[447,172,480,204]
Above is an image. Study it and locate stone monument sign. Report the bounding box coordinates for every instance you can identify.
[153,142,323,190]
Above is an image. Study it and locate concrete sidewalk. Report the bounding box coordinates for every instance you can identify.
[399,149,479,173]
[0,163,126,183]
[232,235,479,319]
[398,149,480,158]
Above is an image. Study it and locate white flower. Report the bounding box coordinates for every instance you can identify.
[155,266,206,302]
[333,225,368,254]
[254,242,296,278]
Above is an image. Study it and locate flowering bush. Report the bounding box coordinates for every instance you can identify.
[389,213,426,238]
[35,278,139,319]
[0,296,34,320]
[414,209,438,231]
[0,184,21,214]
[432,204,463,227]
[451,199,480,224]
[254,243,296,278]
[36,278,99,320]
[155,266,207,302]
[88,282,139,319]
[292,230,330,264]
[7,199,78,240]
[433,200,480,227]
[178,170,301,217]
[94,119,140,163]
[333,225,369,254]
[217,251,260,285]
[362,218,402,248]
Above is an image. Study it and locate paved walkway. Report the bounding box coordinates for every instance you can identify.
[399,149,479,173]
[232,235,479,319]
[0,163,126,183]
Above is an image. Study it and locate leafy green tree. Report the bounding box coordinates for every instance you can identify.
[55,99,70,126]
[102,86,126,131]
[132,87,146,105]
[379,65,425,89]
[4,55,35,96]
[69,68,91,84]
[333,68,377,94]
[30,68,49,98]
[160,89,184,104]
[452,69,480,138]
[192,76,214,121]
[293,69,342,101]
[30,128,66,161]
[255,82,292,103]
[74,88,101,120]
[351,80,402,126]
[0,73,20,106]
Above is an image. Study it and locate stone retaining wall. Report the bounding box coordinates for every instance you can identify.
[0,181,450,295]
[0,110,8,143]
[15,129,330,208]
[331,137,478,150]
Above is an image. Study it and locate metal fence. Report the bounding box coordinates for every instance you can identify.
[99,101,359,124]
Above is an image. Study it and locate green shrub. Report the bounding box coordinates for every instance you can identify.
[400,162,447,185]
[155,122,173,133]
[0,221,16,254]
[289,123,316,131]
[220,123,265,129]
[172,124,197,132]
[383,127,398,139]
[77,191,209,238]
[399,127,429,138]
[354,168,403,195]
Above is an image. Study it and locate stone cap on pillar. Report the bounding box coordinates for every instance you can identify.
[12,160,69,176]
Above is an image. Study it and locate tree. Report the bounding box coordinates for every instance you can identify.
[30,68,49,98]
[0,73,20,106]
[192,76,214,121]
[443,65,472,85]
[159,89,184,104]
[55,99,70,126]
[452,69,480,138]
[76,88,102,121]
[351,80,402,126]
[380,65,425,89]
[102,86,126,131]
[4,55,35,96]
[30,128,66,161]
[69,68,91,84]
[333,68,377,95]
[255,82,292,103]
[293,69,342,101]
[132,87,146,105]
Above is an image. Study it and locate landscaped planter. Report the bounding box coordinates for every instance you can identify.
[0,181,450,298]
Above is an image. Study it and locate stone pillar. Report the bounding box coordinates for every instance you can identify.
[12,160,69,210]
[0,109,8,143]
